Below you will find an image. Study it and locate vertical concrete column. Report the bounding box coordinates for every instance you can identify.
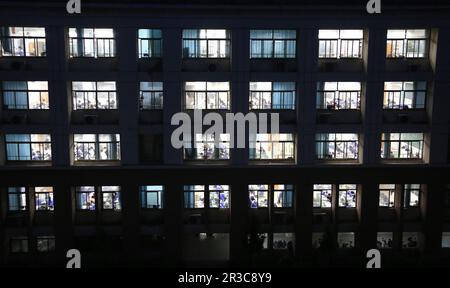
[295,181,313,264]
[422,183,444,262]
[162,28,183,165]
[300,28,318,165]
[357,182,378,266]
[121,183,140,265]
[117,27,139,166]
[231,28,249,166]
[47,26,70,167]
[53,184,73,266]
[230,182,249,266]
[163,182,183,267]
[363,28,385,165]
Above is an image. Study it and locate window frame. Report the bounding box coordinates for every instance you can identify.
[379,184,396,208]
[316,82,361,110]
[73,134,121,162]
[386,29,429,59]
[315,133,359,160]
[383,81,427,110]
[10,237,29,253]
[249,82,296,110]
[75,186,96,211]
[249,184,269,209]
[5,134,52,162]
[313,184,332,208]
[36,236,56,253]
[137,28,162,59]
[184,81,231,110]
[318,29,363,59]
[249,29,297,59]
[337,184,357,208]
[140,185,164,209]
[182,29,231,59]
[139,81,163,110]
[0,26,47,57]
[7,187,27,212]
[249,133,295,161]
[72,81,118,110]
[184,133,231,161]
[1,81,49,110]
[100,186,121,211]
[381,133,424,160]
[403,184,421,208]
[34,187,54,212]
[68,28,116,58]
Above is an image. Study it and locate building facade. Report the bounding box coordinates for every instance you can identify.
[0,0,450,267]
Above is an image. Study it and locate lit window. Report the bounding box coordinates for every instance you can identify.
[249,184,269,208]
[379,184,395,207]
[36,236,55,252]
[0,27,46,57]
[316,133,359,160]
[209,185,230,209]
[10,237,29,253]
[338,184,357,208]
[250,29,296,58]
[1,81,49,110]
[404,184,420,208]
[273,184,294,208]
[248,233,268,249]
[183,185,229,209]
[184,185,205,209]
[140,185,164,209]
[75,186,96,210]
[139,82,163,110]
[185,81,230,110]
[442,232,450,248]
[377,232,393,249]
[69,28,115,58]
[8,187,27,211]
[273,233,295,250]
[35,187,54,211]
[316,82,361,110]
[402,232,421,249]
[312,232,325,248]
[313,184,332,208]
[182,29,230,58]
[184,133,230,160]
[73,134,121,161]
[318,29,363,59]
[101,186,121,211]
[249,133,295,160]
[383,81,426,109]
[249,82,295,110]
[5,134,52,161]
[72,81,117,110]
[381,133,424,159]
[386,29,428,58]
[337,232,355,248]
[138,29,162,58]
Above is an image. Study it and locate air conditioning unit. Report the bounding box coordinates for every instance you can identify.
[84,114,99,124]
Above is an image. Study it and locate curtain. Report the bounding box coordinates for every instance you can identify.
[3,81,27,109]
[0,27,11,54]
